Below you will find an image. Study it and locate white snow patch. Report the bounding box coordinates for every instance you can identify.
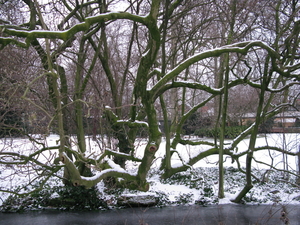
[1,133,300,207]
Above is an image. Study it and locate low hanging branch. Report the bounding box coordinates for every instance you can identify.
[60,152,148,191]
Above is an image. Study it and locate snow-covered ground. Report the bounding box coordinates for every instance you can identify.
[129,133,300,206]
[1,133,300,208]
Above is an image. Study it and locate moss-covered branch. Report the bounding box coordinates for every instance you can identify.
[60,153,148,191]
[0,12,148,48]
[149,41,280,98]
[97,148,143,163]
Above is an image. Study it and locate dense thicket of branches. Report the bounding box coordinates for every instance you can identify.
[0,0,299,202]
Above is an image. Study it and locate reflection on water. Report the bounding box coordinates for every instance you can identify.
[1,204,300,225]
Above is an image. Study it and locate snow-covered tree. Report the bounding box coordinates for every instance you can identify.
[0,0,299,203]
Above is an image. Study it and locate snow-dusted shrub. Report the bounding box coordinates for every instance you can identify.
[1,185,108,212]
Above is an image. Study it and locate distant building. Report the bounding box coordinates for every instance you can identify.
[241,110,300,133]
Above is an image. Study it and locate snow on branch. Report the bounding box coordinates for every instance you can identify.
[0,12,148,48]
[149,40,280,97]
[61,152,137,189]
[157,81,221,96]
[116,119,149,128]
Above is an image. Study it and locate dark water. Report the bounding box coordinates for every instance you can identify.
[1,204,300,225]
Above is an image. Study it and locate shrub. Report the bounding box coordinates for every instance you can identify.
[48,186,108,210]
[0,185,108,212]
[182,112,212,135]
[258,117,274,133]
[154,191,171,207]
[174,193,194,205]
